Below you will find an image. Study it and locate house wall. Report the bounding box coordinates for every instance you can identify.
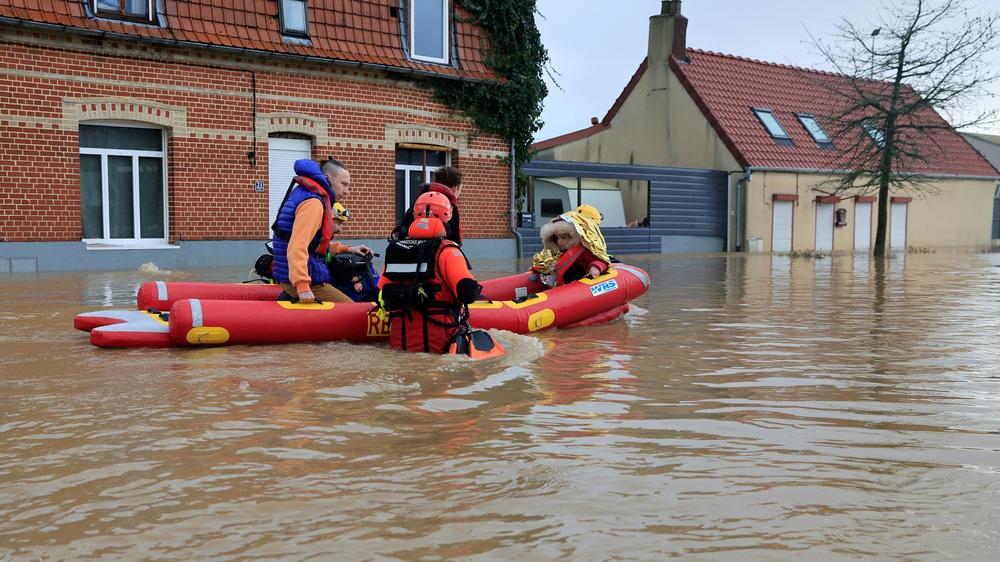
[0,29,512,271]
[745,171,996,251]
[535,70,741,173]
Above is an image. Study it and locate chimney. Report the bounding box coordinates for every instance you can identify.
[648,1,688,91]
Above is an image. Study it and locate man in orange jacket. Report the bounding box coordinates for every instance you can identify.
[272,158,373,304]
[378,192,485,354]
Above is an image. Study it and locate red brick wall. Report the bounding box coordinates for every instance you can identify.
[0,31,512,243]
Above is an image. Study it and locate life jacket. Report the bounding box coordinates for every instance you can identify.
[271,174,334,285]
[552,245,589,285]
[327,253,381,302]
[380,237,468,352]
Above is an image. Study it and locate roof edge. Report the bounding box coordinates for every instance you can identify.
[746,165,1000,181]
[601,57,648,126]
[0,16,492,83]
[957,132,1000,176]
[532,123,608,151]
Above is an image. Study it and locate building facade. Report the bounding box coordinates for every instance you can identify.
[532,1,999,254]
[0,0,514,272]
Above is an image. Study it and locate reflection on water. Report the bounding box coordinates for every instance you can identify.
[2,252,1000,560]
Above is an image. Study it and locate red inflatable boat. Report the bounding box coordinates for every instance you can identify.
[76,265,651,348]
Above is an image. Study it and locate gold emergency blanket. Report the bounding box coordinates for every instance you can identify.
[531,208,610,274]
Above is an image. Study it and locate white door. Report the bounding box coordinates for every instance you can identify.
[268,137,312,228]
[815,203,834,251]
[772,201,793,251]
[890,202,908,249]
[854,202,872,250]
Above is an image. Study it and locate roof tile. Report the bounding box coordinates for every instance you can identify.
[672,49,997,176]
[0,0,492,80]
[535,48,996,177]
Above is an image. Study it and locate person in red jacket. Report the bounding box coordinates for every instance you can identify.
[533,205,611,286]
[378,192,483,354]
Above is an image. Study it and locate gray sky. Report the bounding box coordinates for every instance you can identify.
[534,0,1000,141]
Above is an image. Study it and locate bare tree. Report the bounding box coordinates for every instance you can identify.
[810,0,999,256]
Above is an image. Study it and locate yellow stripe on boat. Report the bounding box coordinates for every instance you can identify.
[577,269,619,285]
[527,308,555,331]
[503,292,548,309]
[276,301,336,310]
[186,326,231,345]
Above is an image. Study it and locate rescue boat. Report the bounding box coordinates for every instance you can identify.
[75,265,651,348]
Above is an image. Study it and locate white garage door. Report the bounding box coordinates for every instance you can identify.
[815,203,834,251]
[268,137,312,228]
[772,201,793,252]
[854,202,872,250]
[890,202,908,249]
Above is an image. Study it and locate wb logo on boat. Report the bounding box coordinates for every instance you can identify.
[589,279,618,297]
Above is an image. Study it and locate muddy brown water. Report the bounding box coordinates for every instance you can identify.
[2,252,1000,560]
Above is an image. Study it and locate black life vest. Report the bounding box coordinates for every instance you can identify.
[381,238,468,350]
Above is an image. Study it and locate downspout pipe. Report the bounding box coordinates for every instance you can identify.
[725,166,751,251]
[738,166,752,251]
[509,138,522,258]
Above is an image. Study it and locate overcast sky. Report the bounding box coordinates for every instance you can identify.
[533,0,1000,142]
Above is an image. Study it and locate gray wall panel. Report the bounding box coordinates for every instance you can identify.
[520,160,728,256]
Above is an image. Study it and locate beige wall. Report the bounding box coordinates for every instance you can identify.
[745,172,997,251]
[535,70,741,172]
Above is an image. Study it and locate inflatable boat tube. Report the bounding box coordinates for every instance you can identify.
[137,281,282,310]
[134,273,549,311]
[81,265,651,348]
[80,272,546,334]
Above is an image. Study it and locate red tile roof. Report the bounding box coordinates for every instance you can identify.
[672,49,999,177]
[0,0,493,81]
[532,122,607,151]
[535,48,998,178]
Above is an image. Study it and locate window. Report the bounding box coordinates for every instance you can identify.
[280,0,308,36]
[539,198,564,217]
[752,108,791,142]
[93,0,154,22]
[796,113,832,145]
[862,119,886,149]
[395,147,448,220]
[79,124,167,245]
[410,0,449,64]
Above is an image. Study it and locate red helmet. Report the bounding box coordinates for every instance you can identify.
[413,191,452,222]
[407,216,447,239]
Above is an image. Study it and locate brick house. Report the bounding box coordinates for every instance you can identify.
[532,1,999,254]
[0,0,514,272]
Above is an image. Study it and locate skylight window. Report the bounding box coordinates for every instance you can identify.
[280,0,308,37]
[752,108,791,141]
[410,0,450,64]
[862,119,886,149]
[796,113,832,145]
[93,0,154,22]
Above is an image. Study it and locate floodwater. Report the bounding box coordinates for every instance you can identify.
[2,251,1000,561]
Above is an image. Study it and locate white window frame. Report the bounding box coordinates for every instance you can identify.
[80,121,169,248]
[93,0,155,22]
[410,0,450,64]
[752,108,790,140]
[795,113,832,145]
[395,149,450,220]
[279,0,309,37]
[862,119,886,149]
[396,162,443,210]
